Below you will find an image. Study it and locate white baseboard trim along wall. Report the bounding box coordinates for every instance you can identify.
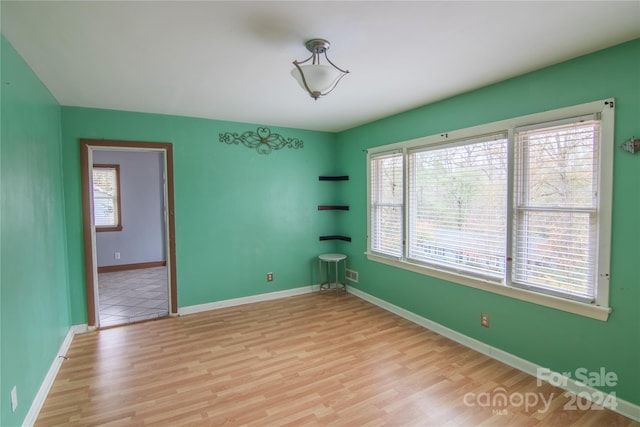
[24,285,639,425]
[347,286,640,423]
[22,324,88,427]
[178,284,320,316]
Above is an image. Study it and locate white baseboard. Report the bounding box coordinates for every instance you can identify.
[69,324,89,335]
[178,285,320,316]
[22,323,87,427]
[347,287,640,422]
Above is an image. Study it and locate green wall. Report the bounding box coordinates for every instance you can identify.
[60,108,340,323]
[336,38,640,405]
[1,36,71,426]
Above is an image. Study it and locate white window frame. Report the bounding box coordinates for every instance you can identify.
[366,99,614,321]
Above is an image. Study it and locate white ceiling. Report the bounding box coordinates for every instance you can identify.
[2,1,639,132]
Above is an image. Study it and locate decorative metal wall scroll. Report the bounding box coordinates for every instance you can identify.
[621,136,639,154]
[219,127,303,155]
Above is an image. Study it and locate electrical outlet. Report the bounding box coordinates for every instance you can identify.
[10,386,18,412]
[481,313,490,328]
[266,272,273,282]
[114,252,121,260]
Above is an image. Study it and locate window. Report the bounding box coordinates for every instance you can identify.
[408,133,508,280]
[370,152,404,257]
[367,100,614,320]
[92,164,122,232]
[513,117,601,302]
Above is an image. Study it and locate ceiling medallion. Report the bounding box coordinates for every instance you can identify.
[219,127,304,155]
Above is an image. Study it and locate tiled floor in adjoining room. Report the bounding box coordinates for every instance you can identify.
[98,266,169,327]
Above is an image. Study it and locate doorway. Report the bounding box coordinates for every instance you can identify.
[80,139,177,328]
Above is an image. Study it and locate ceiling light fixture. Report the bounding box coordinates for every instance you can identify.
[291,39,350,100]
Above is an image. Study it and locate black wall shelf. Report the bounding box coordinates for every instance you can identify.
[319,175,349,181]
[319,235,352,242]
[318,175,351,242]
[318,205,349,211]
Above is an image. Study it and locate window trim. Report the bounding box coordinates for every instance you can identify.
[92,164,123,232]
[366,99,614,321]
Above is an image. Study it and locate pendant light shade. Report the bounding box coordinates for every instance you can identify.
[291,65,343,94]
[291,39,349,100]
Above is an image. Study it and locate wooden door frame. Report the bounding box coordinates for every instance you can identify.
[80,139,178,327]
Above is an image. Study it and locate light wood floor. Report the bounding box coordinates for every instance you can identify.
[36,293,638,426]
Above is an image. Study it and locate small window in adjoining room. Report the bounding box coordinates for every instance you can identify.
[92,164,122,232]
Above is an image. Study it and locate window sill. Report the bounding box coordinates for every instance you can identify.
[365,252,611,321]
[96,226,123,232]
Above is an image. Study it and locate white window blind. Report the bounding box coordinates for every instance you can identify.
[407,133,508,279]
[513,119,600,301]
[366,100,613,318]
[370,152,404,257]
[93,165,120,228]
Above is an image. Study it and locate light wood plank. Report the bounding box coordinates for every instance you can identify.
[36,293,638,426]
